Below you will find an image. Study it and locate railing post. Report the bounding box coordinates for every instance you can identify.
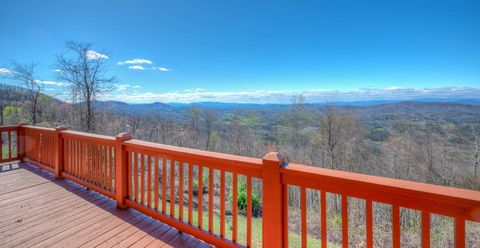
[262,152,287,248]
[115,132,132,209]
[17,123,27,161]
[54,125,68,179]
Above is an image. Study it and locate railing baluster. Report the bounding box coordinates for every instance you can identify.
[366,199,373,248]
[147,155,152,208]
[232,172,238,242]
[95,143,99,184]
[284,184,289,247]
[454,217,465,248]
[321,191,327,248]
[162,158,167,213]
[100,145,104,188]
[188,163,193,224]
[110,146,114,191]
[99,145,102,186]
[77,141,81,178]
[220,170,225,238]
[72,140,75,176]
[85,143,89,182]
[170,160,175,217]
[421,210,430,248]
[89,143,93,183]
[72,140,76,176]
[247,175,252,248]
[134,152,138,202]
[82,142,86,180]
[208,167,214,233]
[198,166,203,229]
[342,194,348,248]
[141,153,145,205]
[179,161,184,220]
[93,143,97,184]
[154,157,159,211]
[8,131,12,159]
[64,139,68,173]
[107,146,112,191]
[85,143,93,183]
[301,186,307,248]
[127,152,132,198]
[392,205,401,248]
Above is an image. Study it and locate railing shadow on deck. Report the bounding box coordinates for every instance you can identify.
[12,162,198,247]
[0,161,21,173]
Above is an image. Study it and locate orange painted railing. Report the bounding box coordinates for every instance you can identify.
[2,124,480,247]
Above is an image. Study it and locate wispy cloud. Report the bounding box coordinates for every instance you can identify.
[104,86,480,103]
[128,65,145,70]
[116,58,170,72]
[86,50,108,60]
[152,66,171,72]
[42,81,65,86]
[0,68,15,74]
[35,80,66,86]
[114,84,143,91]
[117,58,153,65]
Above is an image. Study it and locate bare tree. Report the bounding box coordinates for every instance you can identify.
[188,107,201,146]
[56,41,115,132]
[11,63,42,124]
[473,126,480,178]
[202,108,217,150]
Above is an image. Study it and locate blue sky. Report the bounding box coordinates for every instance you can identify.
[1,0,479,103]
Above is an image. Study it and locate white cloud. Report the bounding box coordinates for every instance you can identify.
[151,66,171,72]
[117,58,153,65]
[33,80,67,86]
[86,50,108,60]
[114,84,131,91]
[116,59,171,72]
[104,87,480,104]
[54,69,62,72]
[114,84,143,91]
[0,68,15,74]
[128,65,145,70]
[41,81,65,86]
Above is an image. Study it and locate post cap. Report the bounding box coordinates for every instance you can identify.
[116,132,132,141]
[55,125,68,131]
[262,152,288,167]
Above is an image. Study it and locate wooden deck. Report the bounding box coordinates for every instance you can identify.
[0,162,212,248]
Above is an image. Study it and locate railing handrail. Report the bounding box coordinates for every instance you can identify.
[282,163,480,221]
[0,125,20,131]
[124,139,263,177]
[61,130,116,145]
[21,125,56,133]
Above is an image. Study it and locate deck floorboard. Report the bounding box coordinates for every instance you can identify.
[0,162,212,248]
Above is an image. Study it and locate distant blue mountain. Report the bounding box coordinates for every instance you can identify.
[167,98,480,108]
